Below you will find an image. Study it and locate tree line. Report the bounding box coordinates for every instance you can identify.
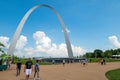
[83,48,120,58]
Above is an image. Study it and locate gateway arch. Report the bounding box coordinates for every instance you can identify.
[7,4,73,58]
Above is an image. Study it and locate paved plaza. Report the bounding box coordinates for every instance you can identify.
[0,62,120,80]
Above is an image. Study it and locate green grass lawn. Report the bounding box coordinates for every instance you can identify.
[89,58,120,62]
[14,59,52,65]
[105,68,120,80]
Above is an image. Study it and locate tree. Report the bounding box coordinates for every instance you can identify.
[85,52,93,58]
[83,48,120,58]
[0,53,7,57]
[0,42,5,47]
[116,48,120,55]
[104,50,112,58]
[94,49,103,58]
[113,49,117,55]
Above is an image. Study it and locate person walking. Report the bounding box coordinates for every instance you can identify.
[34,60,40,80]
[24,58,33,80]
[103,58,106,65]
[8,59,12,69]
[0,59,3,65]
[16,59,22,76]
[82,59,86,66]
[63,59,65,66]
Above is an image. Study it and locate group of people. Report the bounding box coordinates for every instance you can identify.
[99,58,106,65]
[16,58,40,80]
[52,59,66,66]
[3,58,106,80]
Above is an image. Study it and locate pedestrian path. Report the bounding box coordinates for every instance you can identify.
[0,62,120,80]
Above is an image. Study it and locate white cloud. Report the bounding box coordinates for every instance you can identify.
[0,36,9,54]
[0,35,27,49]
[0,31,85,57]
[71,44,85,56]
[0,36,9,47]
[46,43,68,57]
[24,31,85,57]
[108,35,120,48]
[33,31,51,48]
[16,35,27,50]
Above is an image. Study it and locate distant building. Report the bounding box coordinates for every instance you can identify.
[33,57,82,63]
[112,55,120,59]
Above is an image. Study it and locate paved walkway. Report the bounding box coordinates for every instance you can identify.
[0,62,120,80]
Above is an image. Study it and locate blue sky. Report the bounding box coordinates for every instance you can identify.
[0,0,120,57]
